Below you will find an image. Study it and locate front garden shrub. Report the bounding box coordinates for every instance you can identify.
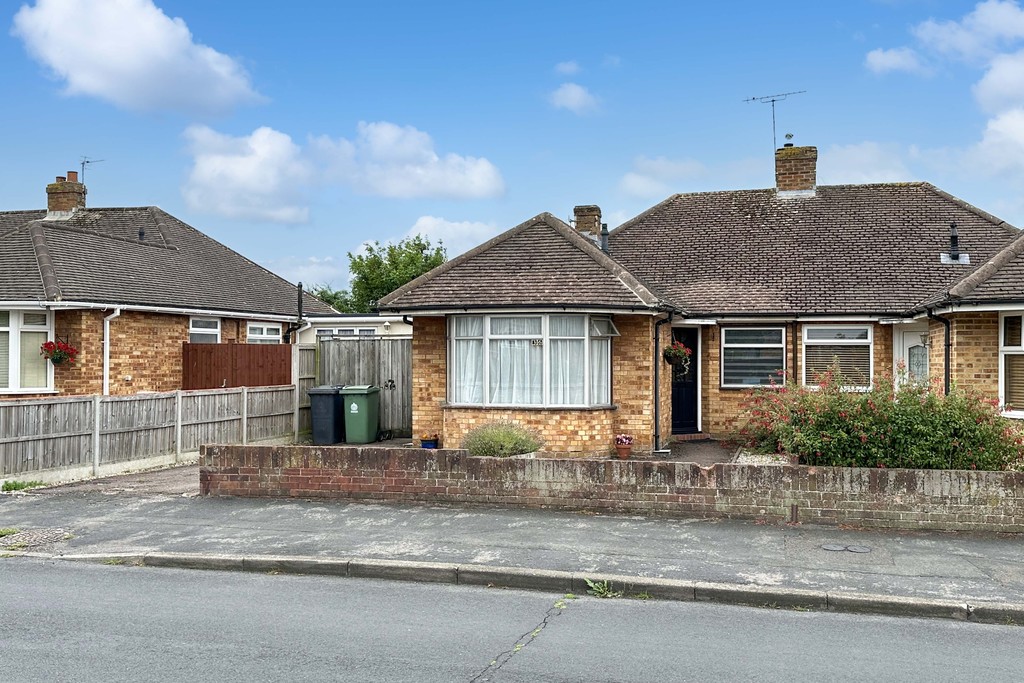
[739,364,1024,471]
[462,420,542,457]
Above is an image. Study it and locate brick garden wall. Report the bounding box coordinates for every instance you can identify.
[201,445,1024,533]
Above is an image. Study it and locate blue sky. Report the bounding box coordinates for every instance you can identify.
[4,0,1024,289]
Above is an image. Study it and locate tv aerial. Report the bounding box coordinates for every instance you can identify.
[744,90,806,150]
[80,156,105,183]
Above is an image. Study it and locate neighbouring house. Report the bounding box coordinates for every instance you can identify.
[0,171,337,399]
[378,144,1024,454]
[299,315,413,343]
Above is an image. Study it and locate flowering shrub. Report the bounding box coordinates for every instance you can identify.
[739,365,1024,471]
[614,433,634,446]
[40,340,78,364]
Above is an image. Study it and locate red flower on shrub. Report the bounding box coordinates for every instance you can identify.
[40,340,78,364]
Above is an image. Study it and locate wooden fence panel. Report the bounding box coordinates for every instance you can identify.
[182,343,292,389]
[295,345,317,434]
[180,389,243,451]
[319,338,412,436]
[99,393,176,465]
[0,397,93,476]
[247,386,295,442]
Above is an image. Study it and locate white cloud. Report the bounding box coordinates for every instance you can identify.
[973,49,1024,112]
[817,142,915,184]
[403,216,500,258]
[12,0,261,115]
[267,256,347,287]
[555,60,580,75]
[618,156,706,198]
[182,125,312,223]
[183,121,505,222]
[968,108,1024,173]
[312,122,505,199]
[549,82,598,114]
[912,0,1024,62]
[865,47,927,74]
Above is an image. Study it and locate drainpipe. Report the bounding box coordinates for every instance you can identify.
[927,308,951,395]
[653,312,674,452]
[102,307,122,396]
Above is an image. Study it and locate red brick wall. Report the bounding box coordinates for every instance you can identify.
[201,444,1024,533]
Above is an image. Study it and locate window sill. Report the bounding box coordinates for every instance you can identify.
[443,403,618,412]
[0,389,58,395]
[1002,411,1024,420]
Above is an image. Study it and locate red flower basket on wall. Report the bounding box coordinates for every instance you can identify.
[40,340,78,366]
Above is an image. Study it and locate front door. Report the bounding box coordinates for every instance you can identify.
[671,327,699,434]
[895,322,929,387]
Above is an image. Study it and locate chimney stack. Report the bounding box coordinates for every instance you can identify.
[46,171,87,217]
[774,144,817,196]
[573,205,602,240]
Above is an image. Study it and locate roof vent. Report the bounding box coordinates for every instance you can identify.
[941,222,970,265]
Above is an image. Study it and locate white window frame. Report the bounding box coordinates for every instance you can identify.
[188,317,221,344]
[247,322,283,344]
[999,312,1024,417]
[720,327,786,388]
[0,309,55,393]
[447,313,618,408]
[802,324,874,390]
[316,327,377,338]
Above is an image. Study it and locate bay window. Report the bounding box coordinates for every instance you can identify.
[802,325,873,388]
[0,310,51,391]
[449,314,618,407]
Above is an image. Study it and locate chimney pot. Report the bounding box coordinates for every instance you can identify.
[67,170,78,182]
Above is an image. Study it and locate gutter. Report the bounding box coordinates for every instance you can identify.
[927,309,952,395]
[1,300,313,323]
[653,312,674,453]
[102,308,122,396]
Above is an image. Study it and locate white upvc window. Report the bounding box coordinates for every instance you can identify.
[247,322,283,344]
[188,317,220,344]
[0,310,52,391]
[720,327,786,387]
[449,314,618,407]
[802,325,873,389]
[316,327,376,337]
[999,313,1024,415]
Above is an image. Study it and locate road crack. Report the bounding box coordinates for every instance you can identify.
[469,595,575,682]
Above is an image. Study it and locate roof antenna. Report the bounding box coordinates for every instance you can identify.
[744,90,806,151]
[79,156,105,183]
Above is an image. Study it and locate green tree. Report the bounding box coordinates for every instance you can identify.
[311,235,445,314]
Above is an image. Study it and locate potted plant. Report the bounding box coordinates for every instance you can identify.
[663,340,692,374]
[40,340,78,366]
[420,432,440,449]
[614,433,634,459]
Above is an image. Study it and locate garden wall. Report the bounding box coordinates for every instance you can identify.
[199,445,1024,533]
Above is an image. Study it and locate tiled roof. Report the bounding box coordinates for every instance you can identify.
[941,229,1024,305]
[0,207,336,317]
[608,183,1019,315]
[378,213,666,312]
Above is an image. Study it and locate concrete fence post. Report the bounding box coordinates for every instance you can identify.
[174,390,183,463]
[241,386,249,446]
[92,395,101,476]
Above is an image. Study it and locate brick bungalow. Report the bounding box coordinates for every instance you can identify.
[378,144,1024,454]
[0,172,337,398]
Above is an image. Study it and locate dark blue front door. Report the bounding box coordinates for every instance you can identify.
[671,328,699,434]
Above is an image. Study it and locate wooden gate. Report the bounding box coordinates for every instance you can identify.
[182,342,292,390]
[318,337,412,436]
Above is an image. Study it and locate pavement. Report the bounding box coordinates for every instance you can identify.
[2,463,1023,625]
